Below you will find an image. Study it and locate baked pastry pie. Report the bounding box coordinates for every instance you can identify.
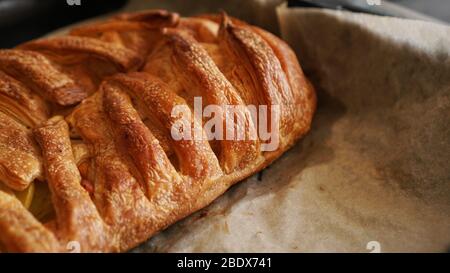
[0,9,316,252]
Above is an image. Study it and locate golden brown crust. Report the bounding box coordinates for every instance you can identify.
[114,9,180,25]
[0,71,49,127]
[219,15,298,144]
[0,112,43,191]
[71,9,179,36]
[20,36,143,72]
[0,49,86,106]
[109,73,223,180]
[0,10,316,252]
[251,26,316,138]
[102,82,182,201]
[34,116,111,252]
[164,28,261,172]
[0,185,59,252]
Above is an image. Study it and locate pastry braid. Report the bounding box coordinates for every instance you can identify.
[0,10,316,252]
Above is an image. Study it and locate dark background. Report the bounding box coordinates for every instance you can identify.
[0,0,128,48]
[0,0,448,48]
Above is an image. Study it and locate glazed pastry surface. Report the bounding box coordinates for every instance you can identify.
[0,10,316,252]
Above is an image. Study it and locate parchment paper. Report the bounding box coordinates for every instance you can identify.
[123,1,450,253]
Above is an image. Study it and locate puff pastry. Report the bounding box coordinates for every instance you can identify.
[0,10,316,252]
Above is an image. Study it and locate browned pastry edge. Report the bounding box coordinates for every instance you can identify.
[0,9,316,252]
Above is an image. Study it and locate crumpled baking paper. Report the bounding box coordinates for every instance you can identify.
[126,1,450,253]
